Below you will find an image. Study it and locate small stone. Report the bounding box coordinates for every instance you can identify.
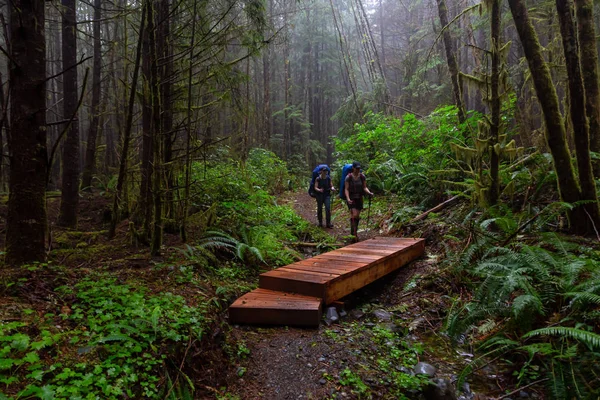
[373,309,393,321]
[319,379,327,385]
[307,363,313,368]
[414,362,436,377]
[318,357,326,362]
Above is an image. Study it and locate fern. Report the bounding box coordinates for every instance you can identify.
[522,327,600,350]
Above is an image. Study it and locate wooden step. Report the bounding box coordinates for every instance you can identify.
[228,288,322,327]
[259,237,424,304]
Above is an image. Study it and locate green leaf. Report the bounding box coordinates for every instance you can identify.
[522,327,600,349]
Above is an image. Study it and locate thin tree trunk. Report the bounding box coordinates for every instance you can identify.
[181,0,198,243]
[109,0,147,239]
[488,0,500,205]
[159,0,174,219]
[58,0,81,228]
[81,0,102,190]
[436,0,466,124]
[556,0,600,231]
[138,0,155,239]
[150,0,162,256]
[575,0,600,176]
[507,0,581,209]
[6,0,48,264]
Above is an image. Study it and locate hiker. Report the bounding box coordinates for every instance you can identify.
[315,166,335,228]
[344,161,373,241]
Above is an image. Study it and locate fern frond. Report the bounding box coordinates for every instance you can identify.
[522,327,600,349]
[512,294,544,319]
[565,292,600,307]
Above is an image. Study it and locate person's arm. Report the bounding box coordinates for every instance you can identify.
[362,175,373,197]
[316,177,324,192]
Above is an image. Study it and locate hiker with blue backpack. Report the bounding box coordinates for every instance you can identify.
[341,161,373,242]
[315,166,336,228]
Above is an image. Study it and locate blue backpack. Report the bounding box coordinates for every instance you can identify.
[308,164,330,198]
[338,164,353,199]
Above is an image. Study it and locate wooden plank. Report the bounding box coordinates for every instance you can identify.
[283,261,361,274]
[276,266,341,278]
[324,239,425,303]
[315,252,383,262]
[260,269,331,283]
[229,289,322,327]
[259,274,326,299]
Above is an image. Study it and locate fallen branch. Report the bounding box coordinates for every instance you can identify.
[409,195,460,223]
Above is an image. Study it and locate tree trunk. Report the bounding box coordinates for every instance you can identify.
[5,0,48,264]
[150,0,162,256]
[436,0,465,124]
[138,0,155,239]
[488,0,500,205]
[109,0,147,239]
[507,0,581,207]
[159,0,174,219]
[556,0,600,231]
[58,0,81,228]
[575,0,600,176]
[81,0,102,190]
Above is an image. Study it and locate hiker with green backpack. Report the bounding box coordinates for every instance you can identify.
[342,161,373,242]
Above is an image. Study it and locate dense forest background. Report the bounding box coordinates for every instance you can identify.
[1,0,600,398]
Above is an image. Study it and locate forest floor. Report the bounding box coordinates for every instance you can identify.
[0,191,524,399]
[220,192,517,400]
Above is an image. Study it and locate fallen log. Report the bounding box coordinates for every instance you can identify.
[409,195,460,223]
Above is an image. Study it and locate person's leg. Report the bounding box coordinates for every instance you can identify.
[316,196,324,227]
[325,195,332,227]
[350,208,360,240]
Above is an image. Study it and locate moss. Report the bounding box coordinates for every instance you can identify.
[50,244,113,264]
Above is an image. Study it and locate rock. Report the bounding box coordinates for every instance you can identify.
[372,309,393,321]
[319,379,327,385]
[325,307,339,325]
[350,309,365,319]
[318,357,326,362]
[519,391,530,398]
[423,378,458,400]
[414,362,437,377]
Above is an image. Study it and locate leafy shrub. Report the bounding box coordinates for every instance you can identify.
[1,277,210,399]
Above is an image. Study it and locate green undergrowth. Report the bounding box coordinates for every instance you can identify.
[442,205,600,398]
[1,274,213,399]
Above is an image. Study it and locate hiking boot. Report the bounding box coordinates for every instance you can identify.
[318,222,323,227]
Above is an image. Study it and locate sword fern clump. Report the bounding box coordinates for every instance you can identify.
[445,211,600,397]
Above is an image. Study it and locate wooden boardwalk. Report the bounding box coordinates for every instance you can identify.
[229,237,425,327]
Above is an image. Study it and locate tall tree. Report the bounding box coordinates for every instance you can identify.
[436,0,466,124]
[81,0,103,190]
[556,0,600,227]
[488,0,500,204]
[109,0,147,239]
[5,0,48,264]
[508,0,594,234]
[58,0,81,227]
[574,0,600,175]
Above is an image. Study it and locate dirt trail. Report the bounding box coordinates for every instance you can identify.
[222,192,425,399]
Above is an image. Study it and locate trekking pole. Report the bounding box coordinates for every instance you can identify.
[366,195,372,231]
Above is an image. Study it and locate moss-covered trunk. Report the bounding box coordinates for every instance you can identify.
[575,0,600,176]
[556,0,600,233]
[488,0,500,205]
[436,0,465,125]
[507,0,581,207]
